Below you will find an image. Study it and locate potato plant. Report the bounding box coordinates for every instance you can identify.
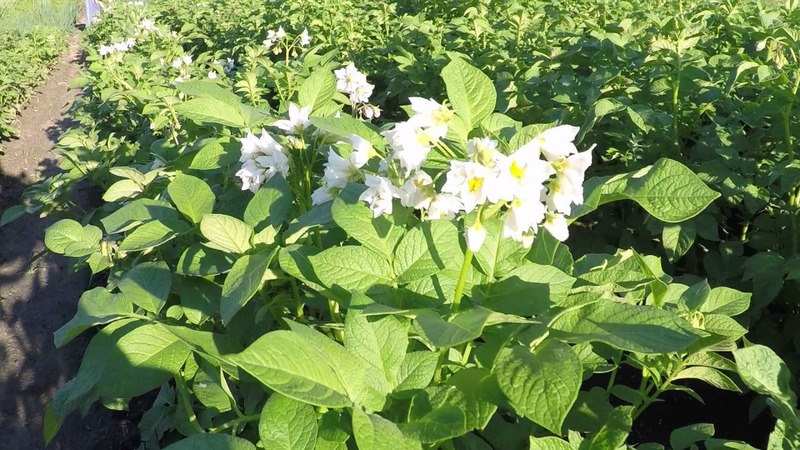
[4,0,800,449]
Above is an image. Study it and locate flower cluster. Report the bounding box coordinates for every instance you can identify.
[98,38,136,57]
[334,64,380,119]
[263,27,311,53]
[314,98,593,250]
[235,131,290,193]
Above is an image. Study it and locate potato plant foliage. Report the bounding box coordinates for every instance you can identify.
[5,0,800,448]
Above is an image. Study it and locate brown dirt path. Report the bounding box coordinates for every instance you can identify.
[0,29,138,450]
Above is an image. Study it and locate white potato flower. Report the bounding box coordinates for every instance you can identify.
[359,175,399,218]
[407,97,453,139]
[236,130,290,191]
[426,194,463,220]
[502,196,546,245]
[543,212,570,242]
[546,149,592,215]
[398,171,434,210]
[300,28,311,46]
[466,222,488,252]
[441,161,497,213]
[533,125,580,162]
[273,103,311,135]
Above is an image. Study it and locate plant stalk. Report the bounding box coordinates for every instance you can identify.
[451,248,474,312]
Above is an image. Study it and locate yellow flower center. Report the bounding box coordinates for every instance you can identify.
[432,105,453,125]
[510,161,526,180]
[468,177,484,193]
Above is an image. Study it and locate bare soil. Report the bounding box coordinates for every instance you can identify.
[0,29,138,450]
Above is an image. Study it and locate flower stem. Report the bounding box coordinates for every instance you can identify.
[451,248,474,312]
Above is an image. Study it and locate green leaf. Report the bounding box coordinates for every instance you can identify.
[286,322,386,412]
[529,437,573,450]
[332,185,405,259]
[54,288,133,347]
[528,231,574,274]
[101,198,179,234]
[700,287,750,317]
[441,57,496,129]
[475,264,575,316]
[663,222,696,262]
[733,345,797,404]
[414,307,492,348]
[200,214,254,254]
[345,313,408,391]
[495,340,582,434]
[670,423,715,450]
[175,79,243,105]
[352,408,423,450]
[117,260,172,314]
[259,393,318,450]
[189,138,239,170]
[402,404,467,443]
[94,319,191,399]
[393,221,457,283]
[162,433,255,450]
[474,217,529,279]
[298,69,336,111]
[192,360,231,412]
[44,219,102,256]
[285,202,333,244]
[577,159,720,223]
[118,219,190,252]
[315,411,351,450]
[243,174,292,231]
[674,367,741,392]
[0,204,26,226]
[175,97,246,128]
[221,248,278,324]
[585,406,634,450]
[176,244,236,276]
[103,179,142,202]
[550,299,704,353]
[395,352,439,393]
[310,246,394,294]
[167,173,215,223]
[234,330,351,407]
[311,116,384,150]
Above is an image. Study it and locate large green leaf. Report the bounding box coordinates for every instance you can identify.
[394,352,439,393]
[298,70,336,111]
[175,97,246,128]
[495,340,582,434]
[473,217,528,279]
[475,264,575,316]
[234,330,351,407]
[331,185,405,260]
[54,288,133,347]
[441,57,496,129]
[243,174,292,231]
[44,219,102,256]
[550,299,704,353]
[345,313,408,391]
[414,307,492,348]
[118,219,190,252]
[733,345,796,404]
[575,159,720,223]
[309,246,394,293]
[176,244,236,276]
[167,173,215,223]
[117,260,172,314]
[259,394,318,450]
[162,433,255,450]
[352,408,423,450]
[100,198,178,234]
[311,116,384,150]
[393,220,458,283]
[94,319,191,399]
[220,248,278,324]
[200,214,254,254]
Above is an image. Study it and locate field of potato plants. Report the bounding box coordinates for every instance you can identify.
[0,0,81,147]
[5,0,800,448]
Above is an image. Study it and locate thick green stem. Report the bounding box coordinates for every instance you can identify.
[451,248,474,312]
[208,414,260,434]
[672,55,682,158]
